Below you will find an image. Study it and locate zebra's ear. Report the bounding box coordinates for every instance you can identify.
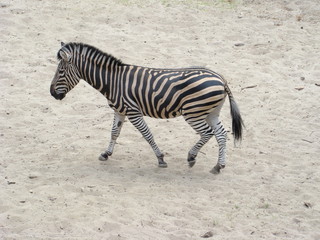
[59,50,71,62]
[61,42,65,47]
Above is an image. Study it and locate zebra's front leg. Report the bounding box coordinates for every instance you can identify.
[127,114,167,168]
[99,111,126,161]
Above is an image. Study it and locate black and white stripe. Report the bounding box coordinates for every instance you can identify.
[50,42,243,173]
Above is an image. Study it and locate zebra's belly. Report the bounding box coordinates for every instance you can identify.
[147,108,182,119]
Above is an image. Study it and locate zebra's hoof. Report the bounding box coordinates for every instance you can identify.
[187,153,197,168]
[158,161,168,168]
[99,153,109,161]
[188,160,196,168]
[210,164,225,174]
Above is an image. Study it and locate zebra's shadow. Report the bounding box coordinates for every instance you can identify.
[96,156,219,183]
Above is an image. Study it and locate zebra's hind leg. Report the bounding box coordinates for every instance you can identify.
[184,117,215,168]
[99,111,125,161]
[127,113,167,168]
[206,113,227,174]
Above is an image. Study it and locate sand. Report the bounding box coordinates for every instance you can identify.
[1,0,320,239]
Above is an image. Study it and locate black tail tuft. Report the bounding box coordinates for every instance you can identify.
[225,84,244,142]
[230,97,243,141]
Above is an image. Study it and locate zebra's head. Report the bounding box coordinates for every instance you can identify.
[50,42,81,100]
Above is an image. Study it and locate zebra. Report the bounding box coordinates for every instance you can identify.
[50,42,243,174]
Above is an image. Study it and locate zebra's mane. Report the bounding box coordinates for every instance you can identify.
[61,42,123,65]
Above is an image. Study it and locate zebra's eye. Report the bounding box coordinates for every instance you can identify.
[59,62,67,71]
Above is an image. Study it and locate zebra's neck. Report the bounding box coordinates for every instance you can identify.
[71,43,123,100]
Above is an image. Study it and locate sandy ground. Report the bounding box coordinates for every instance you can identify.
[1,0,320,239]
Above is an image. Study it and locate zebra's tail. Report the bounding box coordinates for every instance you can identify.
[225,83,244,142]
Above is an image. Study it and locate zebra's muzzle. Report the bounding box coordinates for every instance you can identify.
[50,84,65,100]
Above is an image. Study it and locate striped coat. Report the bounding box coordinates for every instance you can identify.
[50,42,243,173]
